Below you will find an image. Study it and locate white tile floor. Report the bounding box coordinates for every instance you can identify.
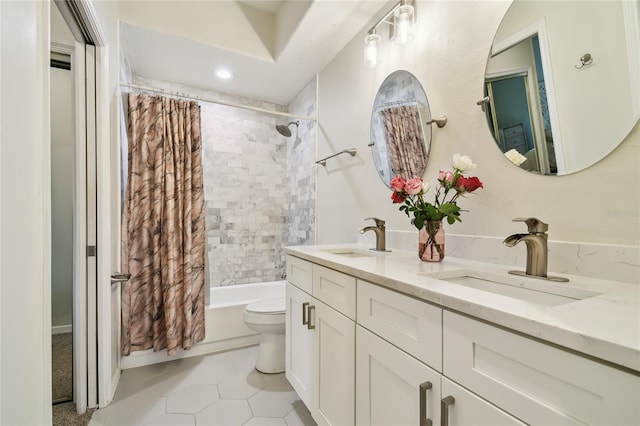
[89,345,317,426]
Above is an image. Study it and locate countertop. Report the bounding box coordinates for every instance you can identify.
[284,244,640,374]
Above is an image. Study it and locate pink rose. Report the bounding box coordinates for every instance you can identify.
[439,171,454,184]
[391,191,406,204]
[390,176,406,192]
[404,178,423,195]
[456,176,484,193]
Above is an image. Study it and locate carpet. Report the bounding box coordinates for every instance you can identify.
[53,402,94,426]
[52,332,73,403]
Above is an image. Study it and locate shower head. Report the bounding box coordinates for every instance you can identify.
[276,121,299,137]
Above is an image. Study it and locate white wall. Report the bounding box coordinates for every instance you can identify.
[0,1,52,424]
[316,1,639,250]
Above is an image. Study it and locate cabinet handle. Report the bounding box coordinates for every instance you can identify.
[440,395,455,426]
[419,381,433,426]
[307,304,316,330]
[302,302,309,325]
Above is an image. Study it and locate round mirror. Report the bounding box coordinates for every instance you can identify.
[370,70,432,187]
[484,0,640,175]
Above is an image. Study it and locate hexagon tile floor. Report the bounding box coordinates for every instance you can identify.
[88,345,317,426]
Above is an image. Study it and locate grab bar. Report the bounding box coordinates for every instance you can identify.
[316,148,357,166]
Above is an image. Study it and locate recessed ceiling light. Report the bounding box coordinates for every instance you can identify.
[214,69,234,80]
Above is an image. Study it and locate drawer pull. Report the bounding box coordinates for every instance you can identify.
[307,304,316,330]
[419,381,433,426]
[302,302,309,325]
[440,395,455,426]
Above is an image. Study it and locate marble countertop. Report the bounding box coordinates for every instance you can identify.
[284,244,640,373]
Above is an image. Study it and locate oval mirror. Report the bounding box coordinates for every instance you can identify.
[484,0,640,175]
[370,70,432,187]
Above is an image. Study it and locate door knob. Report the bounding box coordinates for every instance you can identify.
[110,272,131,285]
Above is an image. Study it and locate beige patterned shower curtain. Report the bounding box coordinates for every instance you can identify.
[381,105,427,179]
[121,93,206,356]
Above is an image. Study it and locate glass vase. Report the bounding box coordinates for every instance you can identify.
[419,220,445,262]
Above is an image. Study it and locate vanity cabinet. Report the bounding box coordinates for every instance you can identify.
[285,255,355,426]
[286,254,640,426]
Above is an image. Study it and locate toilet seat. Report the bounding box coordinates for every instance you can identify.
[244,297,286,326]
[245,297,285,314]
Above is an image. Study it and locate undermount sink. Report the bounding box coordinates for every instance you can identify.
[424,269,602,306]
[322,248,375,258]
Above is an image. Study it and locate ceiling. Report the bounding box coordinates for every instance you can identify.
[119,0,391,106]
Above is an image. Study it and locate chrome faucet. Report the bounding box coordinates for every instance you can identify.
[503,217,568,282]
[360,217,390,252]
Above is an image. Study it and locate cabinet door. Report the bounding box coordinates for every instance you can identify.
[285,283,315,409]
[441,377,526,426]
[313,298,355,426]
[356,325,441,426]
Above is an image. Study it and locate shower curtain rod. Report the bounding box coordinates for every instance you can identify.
[120,82,317,121]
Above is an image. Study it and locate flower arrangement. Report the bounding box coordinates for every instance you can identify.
[390,154,484,230]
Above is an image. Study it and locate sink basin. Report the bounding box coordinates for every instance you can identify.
[424,269,602,306]
[322,248,375,258]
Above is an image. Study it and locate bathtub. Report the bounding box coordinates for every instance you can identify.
[120,280,286,369]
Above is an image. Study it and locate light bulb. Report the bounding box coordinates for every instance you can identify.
[394,5,414,45]
[363,33,381,68]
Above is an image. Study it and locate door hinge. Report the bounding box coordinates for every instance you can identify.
[87,245,97,257]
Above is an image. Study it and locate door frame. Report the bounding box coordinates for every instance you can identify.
[490,19,566,175]
[53,0,116,411]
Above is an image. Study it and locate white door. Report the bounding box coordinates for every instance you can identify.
[314,299,355,426]
[355,325,441,426]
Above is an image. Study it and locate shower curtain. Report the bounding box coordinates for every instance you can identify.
[381,105,427,179]
[121,93,206,356]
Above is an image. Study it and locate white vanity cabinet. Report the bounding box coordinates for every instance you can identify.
[285,255,355,426]
[286,253,640,426]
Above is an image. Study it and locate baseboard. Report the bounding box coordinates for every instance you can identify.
[120,334,260,370]
[52,324,72,335]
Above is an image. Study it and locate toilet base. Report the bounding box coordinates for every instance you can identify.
[255,332,285,374]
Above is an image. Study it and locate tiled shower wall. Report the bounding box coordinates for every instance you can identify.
[286,78,317,246]
[130,77,316,287]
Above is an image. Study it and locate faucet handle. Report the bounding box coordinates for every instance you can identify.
[364,217,386,228]
[513,217,548,233]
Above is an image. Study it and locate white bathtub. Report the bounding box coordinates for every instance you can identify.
[121,280,286,369]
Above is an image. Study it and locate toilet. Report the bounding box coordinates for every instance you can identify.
[243,297,286,373]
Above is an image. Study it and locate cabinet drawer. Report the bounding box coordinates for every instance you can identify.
[443,311,640,425]
[503,124,524,138]
[357,281,442,371]
[286,255,312,293]
[312,264,356,320]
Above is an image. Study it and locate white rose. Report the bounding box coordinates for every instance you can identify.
[422,181,431,194]
[452,154,476,172]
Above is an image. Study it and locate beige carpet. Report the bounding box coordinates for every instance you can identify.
[52,332,73,403]
[53,402,94,426]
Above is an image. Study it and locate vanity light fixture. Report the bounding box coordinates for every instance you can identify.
[364,32,382,68]
[364,0,415,68]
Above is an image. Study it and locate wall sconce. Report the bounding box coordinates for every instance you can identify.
[364,0,415,68]
[364,33,382,68]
